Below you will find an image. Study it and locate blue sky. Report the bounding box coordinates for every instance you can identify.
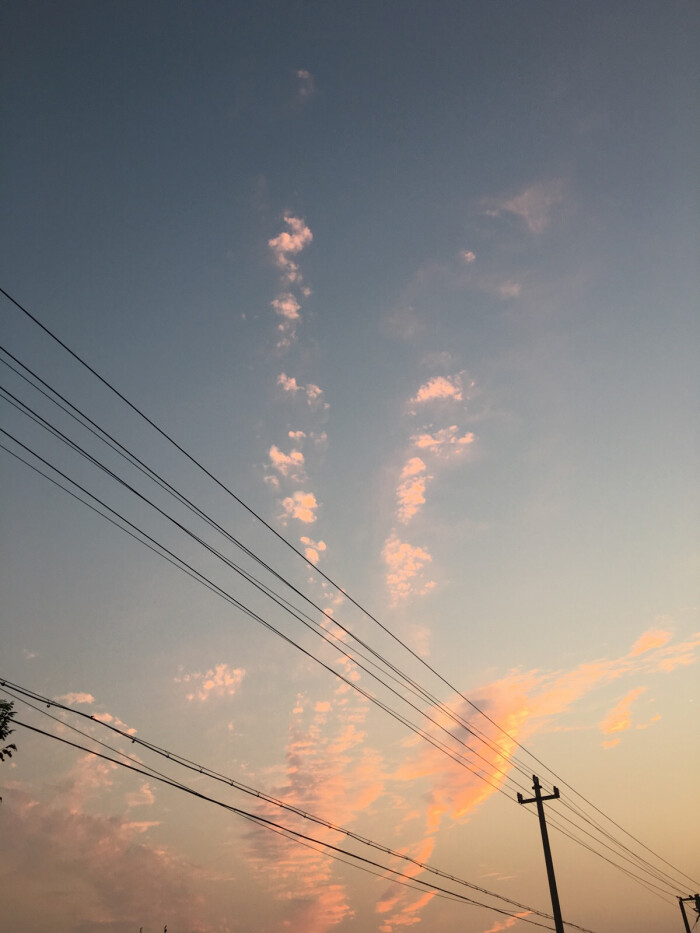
[1,3,698,932]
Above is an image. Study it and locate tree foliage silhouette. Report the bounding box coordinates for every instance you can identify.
[0,699,17,762]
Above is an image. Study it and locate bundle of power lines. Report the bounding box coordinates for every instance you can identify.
[1,286,697,930]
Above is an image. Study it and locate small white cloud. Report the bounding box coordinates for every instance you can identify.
[460,250,476,264]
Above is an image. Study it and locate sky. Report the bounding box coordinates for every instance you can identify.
[0,2,698,931]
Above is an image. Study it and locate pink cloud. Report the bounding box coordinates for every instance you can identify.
[56,692,95,705]
[270,292,301,321]
[175,663,245,702]
[460,250,476,263]
[277,373,329,409]
[412,425,475,457]
[396,457,430,523]
[382,533,435,604]
[247,687,384,933]
[300,535,327,565]
[268,444,305,479]
[410,375,463,405]
[268,214,313,284]
[281,491,318,523]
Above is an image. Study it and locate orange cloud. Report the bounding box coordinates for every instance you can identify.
[300,535,327,564]
[396,457,430,523]
[410,375,463,405]
[175,663,245,702]
[412,425,475,457]
[268,444,305,479]
[382,533,435,604]
[277,373,329,409]
[281,491,319,523]
[629,628,672,656]
[599,687,647,738]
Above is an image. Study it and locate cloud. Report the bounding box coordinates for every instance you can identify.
[412,425,475,458]
[270,292,301,320]
[2,786,222,932]
[495,281,521,299]
[599,687,647,740]
[278,373,330,409]
[56,692,95,706]
[92,712,137,736]
[629,629,672,657]
[410,375,463,405]
[268,214,313,285]
[175,663,245,702]
[268,444,305,480]
[125,782,156,809]
[396,457,430,523]
[300,535,327,565]
[382,533,435,604]
[485,180,565,234]
[281,491,319,523]
[296,69,315,101]
[460,250,476,263]
[289,429,306,440]
[246,686,383,933]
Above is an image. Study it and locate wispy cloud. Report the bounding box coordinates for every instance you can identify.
[247,685,383,932]
[56,692,95,705]
[281,490,319,523]
[175,663,246,702]
[485,179,565,234]
[382,533,435,604]
[599,686,650,747]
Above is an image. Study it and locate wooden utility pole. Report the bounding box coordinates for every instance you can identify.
[518,774,565,933]
[678,894,700,932]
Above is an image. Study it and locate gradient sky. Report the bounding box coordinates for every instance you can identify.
[1,3,698,932]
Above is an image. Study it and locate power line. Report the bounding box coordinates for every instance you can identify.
[2,682,599,932]
[1,287,695,897]
[13,717,575,931]
[0,428,686,903]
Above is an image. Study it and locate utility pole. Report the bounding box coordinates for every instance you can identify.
[518,774,565,933]
[678,894,700,932]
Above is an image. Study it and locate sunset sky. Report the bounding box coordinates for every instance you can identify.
[1,3,698,932]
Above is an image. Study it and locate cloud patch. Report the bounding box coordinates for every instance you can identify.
[175,663,245,702]
[281,491,319,524]
[383,533,435,604]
